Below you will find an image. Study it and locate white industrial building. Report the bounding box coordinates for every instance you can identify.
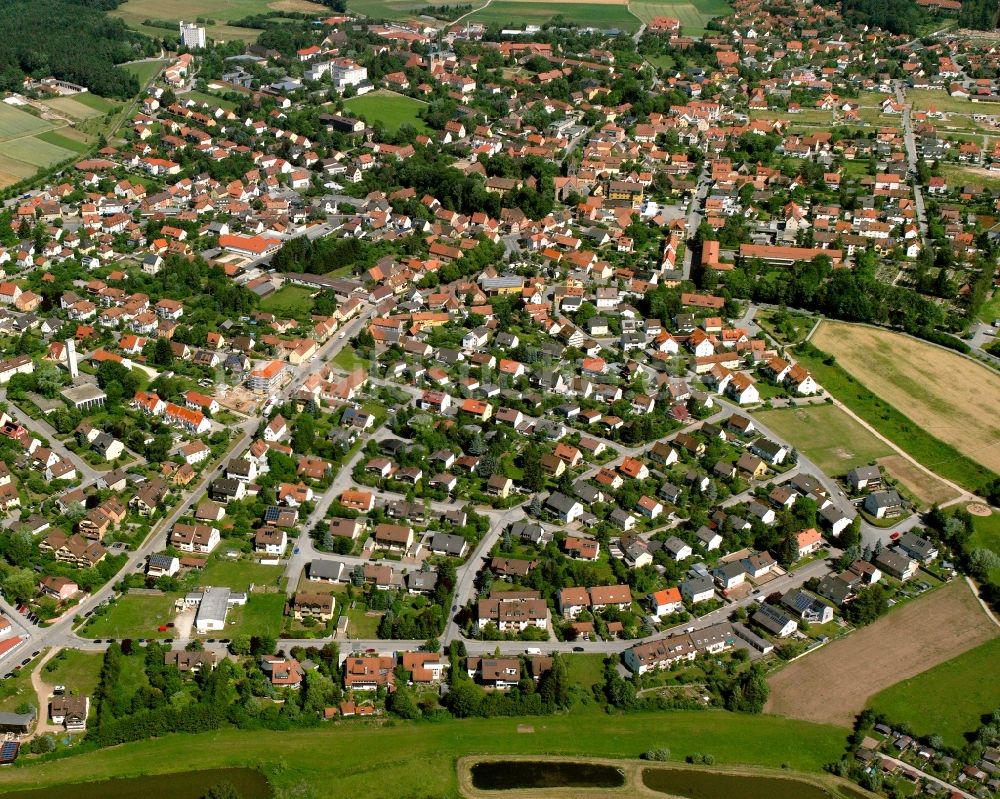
[181,587,247,632]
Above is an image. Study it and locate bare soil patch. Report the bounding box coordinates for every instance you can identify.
[877,455,961,508]
[765,579,998,728]
[811,321,1000,474]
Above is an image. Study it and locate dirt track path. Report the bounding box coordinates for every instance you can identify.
[29,649,63,738]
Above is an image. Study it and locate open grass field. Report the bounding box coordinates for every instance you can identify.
[123,60,166,86]
[875,454,961,508]
[629,0,731,36]
[259,285,315,317]
[0,709,850,796]
[765,579,998,728]
[0,654,39,712]
[42,96,112,121]
[970,509,1000,553]
[939,163,1000,191]
[467,0,641,32]
[332,344,369,373]
[867,636,1000,747]
[343,90,429,134]
[977,290,1000,324]
[970,510,1000,583]
[42,650,104,699]
[111,0,329,41]
[565,653,606,690]
[82,594,177,639]
[197,557,284,591]
[216,593,286,639]
[810,321,1000,476]
[905,88,978,115]
[752,404,892,478]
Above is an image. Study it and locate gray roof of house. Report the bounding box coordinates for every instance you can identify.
[752,603,796,634]
[429,533,467,556]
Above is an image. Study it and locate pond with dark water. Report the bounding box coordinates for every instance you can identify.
[643,767,841,799]
[0,767,272,799]
[471,760,626,790]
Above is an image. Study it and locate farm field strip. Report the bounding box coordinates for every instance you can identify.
[765,579,998,728]
[1,136,79,169]
[0,104,53,139]
[810,321,1000,475]
[875,454,961,508]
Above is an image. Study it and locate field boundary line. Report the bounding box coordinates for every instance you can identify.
[827,394,975,506]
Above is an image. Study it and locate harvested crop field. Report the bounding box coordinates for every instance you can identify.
[876,455,960,508]
[811,321,1000,474]
[765,579,998,728]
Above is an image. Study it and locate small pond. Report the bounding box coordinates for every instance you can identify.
[1,767,272,799]
[643,767,841,799]
[471,760,625,790]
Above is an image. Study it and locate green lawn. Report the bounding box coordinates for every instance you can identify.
[753,404,892,478]
[0,657,39,712]
[42,650,104,698]
[970,511,1000,583]
[259,285,315,318]
[793,345,994,492]
[868,637,1000,747]
[565,653,606,691]
[905,88,976,115]
[198,557,285,592]
[180,89,238,112]
[124,60,166,86]
[343,90,430,134]
[0,709,849,796]
[0,104,52,138]
[468,1,641,31]
[970,510,1000,553]
[82,594,177,639]
[71,93,120,114]
[977,291,1000,325]
[343,602,382,639]
[217,593,286,639]
[332,344,368,373]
